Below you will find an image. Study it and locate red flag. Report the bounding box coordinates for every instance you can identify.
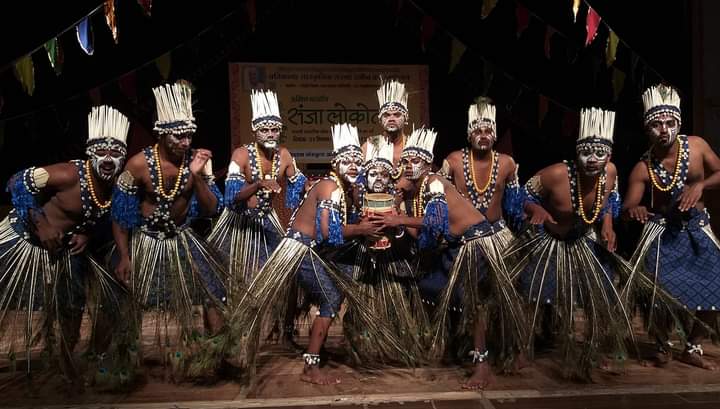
[420,15,435,52]
[516,4,530,38]
[585,7,601,47]
[544,26,557,59]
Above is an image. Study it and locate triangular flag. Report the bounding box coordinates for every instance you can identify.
[44,38,63,75]
[137,0,152,16]
[119,72,137,102]
[544,26,557,59]
[585,7,601,47]
[88,87,102,105]
[246,0,256,32]
[420,16,435,52]
[612,67,626,102]
[572,0,581,23]
[105,0,118,43]
[76,17,94,55]
[482,0,498,19]
[496,128,513,155]
[155,52,172,80]
[13,55,35,96]
[448,36,466,73]
[482,61,494,94]
[606,30,619,67]
[538,95,549,127]
[516,4,530,38]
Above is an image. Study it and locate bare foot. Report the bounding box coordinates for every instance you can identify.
[678,351,718,371]
[462,362,494,390]
[300,366,341,385]
[654,350,672,367]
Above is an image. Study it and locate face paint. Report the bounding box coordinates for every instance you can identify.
[468,124,496,151]
[402,156,427,180]
[646,113,679,148]
[91,148,125,180]
[366,166,391,193]
[380,110,406,133]
[337,156,362,184]
[166,133,193,156]
[576,143,611,177]
[256,127,280,149]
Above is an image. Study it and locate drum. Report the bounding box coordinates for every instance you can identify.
[363,193,394,250]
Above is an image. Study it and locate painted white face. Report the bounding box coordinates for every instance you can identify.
[366,166,391,193]
[91,148,125,180]
[256,126,280,149]
[468,124,495,151]
[576,144,611,177]
[646,113,679,148]
[336,155,363,184]
[165,132,193,157]
[380,110,406,133]
[401,156,429,180]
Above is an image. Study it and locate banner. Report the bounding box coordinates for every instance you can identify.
[229,63,430,166]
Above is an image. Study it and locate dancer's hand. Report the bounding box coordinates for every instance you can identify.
[626,206,654,224]
[357,218,383,240]
[369,212,402,229]
[32,212,64,253]
[527,207,556,225]
[115,256,132,287]
[258,178,282,193]
[678,181,704,212]
[190,148,213,176]
[69,233,89,255]
[601,224,617,252]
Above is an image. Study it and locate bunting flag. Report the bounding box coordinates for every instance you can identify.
[448,36,466,73]
[105,0,119,43]
[585,7,601,46]
[44,38,64,75]
[496,128,513,155]
[612,67,626,102]
[76,17,94,55]
[88,87,102,105]
[482,0,498,19]
[572,0,581,23]
[246,0,257,32]
[13,55,35,96]
[516,4,530,38]
[544,26,556,59]
[482,60,494,94]
[538,95,549,126]
[606,30,619,67]
[155,52,172,80]
[420,16,435,52]
[137,0,152,16]
[119,72,138,102]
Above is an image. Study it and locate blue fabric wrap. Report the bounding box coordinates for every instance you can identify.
[315,206,344,247]
[503,184,527,230]
[645,208,720,310]
[223,176,247,212]
[189,181,223,218]
[285,172,307,210]
[7,170,41,223]
[111,186,141,230]
[418,197,449,249]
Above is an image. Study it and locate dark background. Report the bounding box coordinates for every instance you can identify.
[0,0,693,216]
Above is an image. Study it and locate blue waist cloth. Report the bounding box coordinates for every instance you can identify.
[645,208,720,310]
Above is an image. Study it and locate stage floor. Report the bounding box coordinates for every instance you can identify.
[2,317,720,409]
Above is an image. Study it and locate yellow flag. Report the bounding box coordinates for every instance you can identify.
[612,67,626,102]
[482,0,498,19]
[156,52,172,80]
[606,31,619,67]
[572,0,581,23]
[13,55,35,96]
[448,37,466,73]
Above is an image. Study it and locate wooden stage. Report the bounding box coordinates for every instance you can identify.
[2,316,720,409]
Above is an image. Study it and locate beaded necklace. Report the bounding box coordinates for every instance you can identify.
[462,148,498,212]
[84,160,112,209]
[566,160,605,225]
[647,136,687,193]
[153,144,186,200]
[412,174,429,218]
